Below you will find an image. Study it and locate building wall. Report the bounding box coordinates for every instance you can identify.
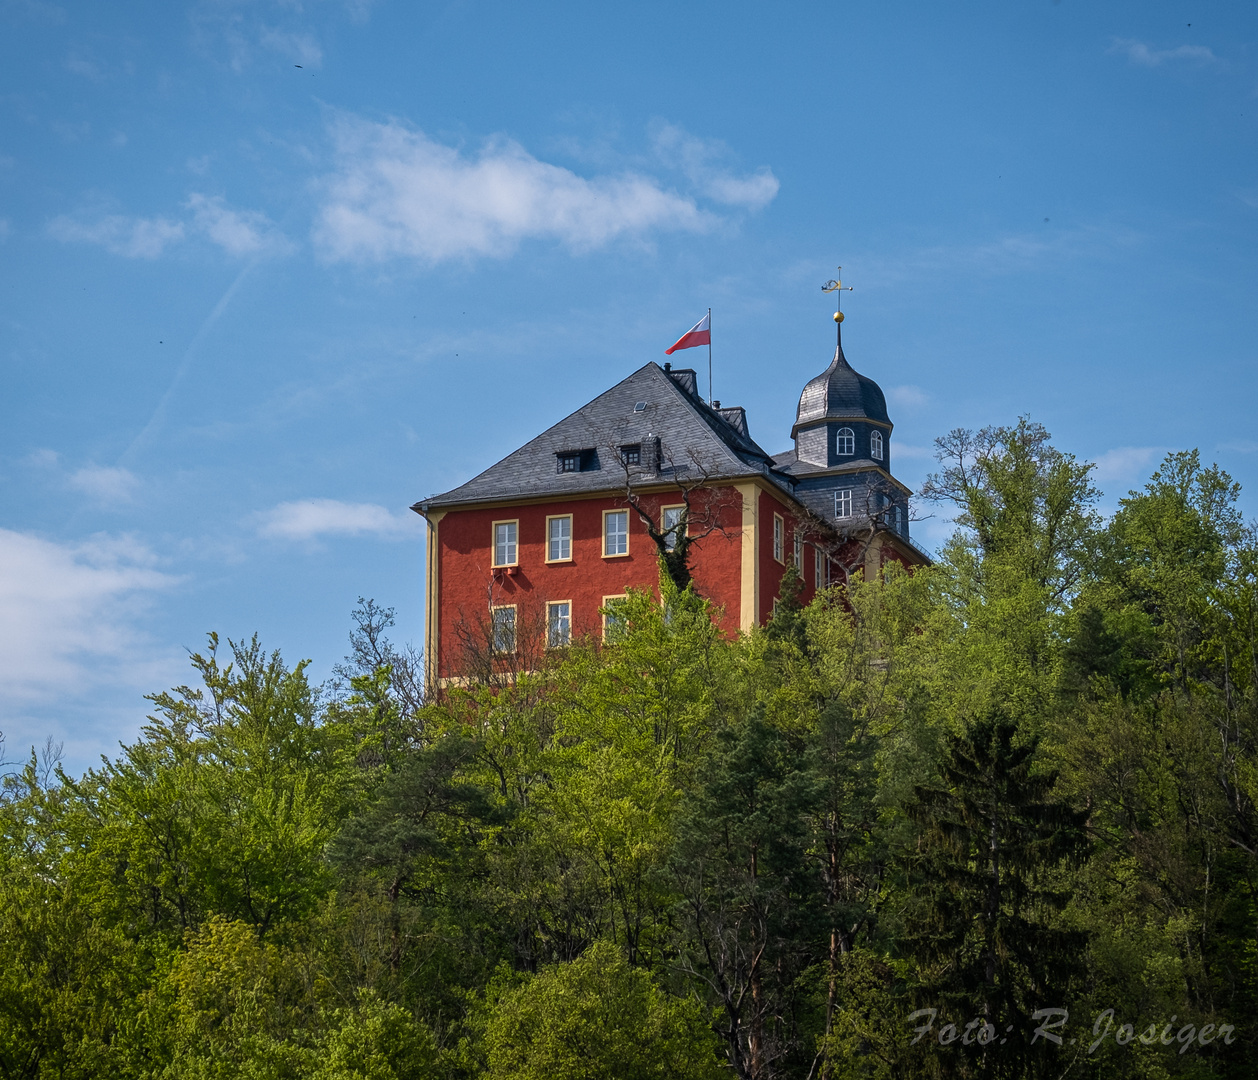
[756,485,820,625]
[430,487,746,679]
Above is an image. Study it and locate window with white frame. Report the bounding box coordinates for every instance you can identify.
[547,601,571,647]
[815,546,824,588]
[547,515,572,561]
[836,427,854,455]
[870,430,884,460]
[604,510,629,556]
[835,489,853,518]
[662,505,685,551]
[491,606,516,653]
[493,521,518,566]
[894,504,903,534]
[773,513,784,562]
[793,533,802,570]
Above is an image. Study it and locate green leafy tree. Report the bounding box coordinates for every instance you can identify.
[482,941,723,1080]
[671,711,824,1080]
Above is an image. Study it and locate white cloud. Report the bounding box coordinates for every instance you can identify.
[650,122,779,210]
[1091,446,1161,486]
[48,212,185,258]
[0,529,178,705]
[67,464,140,503]
[48,195,286,259]
[63,54,103,81]
[186,192,288,255]
[312,114,716,263]
[257,498,419,540]
[1110,39,1219,68]
[888,385,928,409]
[258,26,323,68]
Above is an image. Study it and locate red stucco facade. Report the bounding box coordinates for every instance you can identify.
[420,478,918,683]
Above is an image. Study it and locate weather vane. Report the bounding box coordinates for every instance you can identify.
[822,267,853,343]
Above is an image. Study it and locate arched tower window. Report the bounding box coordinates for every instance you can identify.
[870,430,884,460]
[835,427,854,456]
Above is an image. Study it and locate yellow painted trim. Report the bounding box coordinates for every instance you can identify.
[601,593,629,640]
[660,502,686,551]
[863,533,884,584]
[490,603,518,654]
[490,518,520,567]
[736,482,758,632]
[602,508,630,558]
[544,513,574,564]
[417,480,715,517]
[545,599,573,648]
[422,508,447,691]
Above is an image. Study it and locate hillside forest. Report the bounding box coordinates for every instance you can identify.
[2,420,1257,1080]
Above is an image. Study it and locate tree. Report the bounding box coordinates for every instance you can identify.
[671,711,824,1080]
[482,941,724,1080]
[901,713,1089,1079]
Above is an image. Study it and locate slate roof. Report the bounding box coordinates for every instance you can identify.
[792,332,891,436]
[414,362,795,512]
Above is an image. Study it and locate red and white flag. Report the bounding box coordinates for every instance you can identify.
[664,312,710,355]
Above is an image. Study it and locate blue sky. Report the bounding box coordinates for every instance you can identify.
[2,0,1256,772]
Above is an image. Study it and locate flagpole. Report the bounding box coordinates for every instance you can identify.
[707,307,713,405]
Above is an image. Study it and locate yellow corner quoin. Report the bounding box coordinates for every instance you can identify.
[422,508,446,692]
[737,482,758,632]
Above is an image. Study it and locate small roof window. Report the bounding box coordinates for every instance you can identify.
[633,401,647,412]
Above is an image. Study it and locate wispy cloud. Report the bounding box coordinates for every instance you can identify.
[312,114,717,263]
[860,223,1143,287]
[1091,446,1162,486]
[649,122,779,210]
[186,193,289,255]
[258,26,323,68]
[257,498,419,540]
[47,212,185,258]
[66,464,140,503]
[49,194,285,259]
[1110,38,1219,68]
[888,385,929,409]
[0,529,178,705]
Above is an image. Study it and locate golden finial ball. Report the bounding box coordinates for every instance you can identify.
[833,311,844,323]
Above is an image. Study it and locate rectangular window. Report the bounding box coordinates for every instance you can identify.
[491,606,516,653]
[547,601,571,647]
[620,444,641,466]
[492,520,518,566]
[662,505,685,551]
[546,515,572,562]
[557,453,581,473]
[815,547,824,588]
[793,533,803,570]
[604,509,629,557]
[602,595,628,640]
[773,513,784,563]
[835,489,852,519]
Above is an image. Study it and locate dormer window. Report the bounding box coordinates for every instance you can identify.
[556,448,597,473]
[620,444,641,466]
[836,427,854,456]
[871,430,884,460]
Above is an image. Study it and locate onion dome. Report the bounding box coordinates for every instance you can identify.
[791,336,890,438]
